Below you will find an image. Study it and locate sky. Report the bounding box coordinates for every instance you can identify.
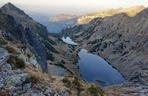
[0,0,147,32]
[0,0,148,15]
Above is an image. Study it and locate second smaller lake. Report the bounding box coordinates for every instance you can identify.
[62,37,78,45]
[78,49,126,86]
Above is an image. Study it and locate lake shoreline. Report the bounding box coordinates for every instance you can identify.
[62,36,126,87]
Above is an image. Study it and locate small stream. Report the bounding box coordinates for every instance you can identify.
[62,37,126,86]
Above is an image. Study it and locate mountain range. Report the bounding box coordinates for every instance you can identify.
[62,6,148,95]
[63,6,148,85]
[78,5,145,24]
[45,5,146,33]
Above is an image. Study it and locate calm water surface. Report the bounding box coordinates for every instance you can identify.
[78,49,126,86]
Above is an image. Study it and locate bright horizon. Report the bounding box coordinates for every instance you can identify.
[0,0,148,15]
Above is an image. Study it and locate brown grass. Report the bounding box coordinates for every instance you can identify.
[16,44,26,49]
[24,65,51,84]
[0,90,9,96]
[5,45,17,54]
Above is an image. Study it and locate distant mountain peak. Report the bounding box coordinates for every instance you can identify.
[49,14,78,22]
[0,2,32,23]
[3,2,15,7]
[1,2,31,17]
[1,2,21,12]
[136,8,148,17]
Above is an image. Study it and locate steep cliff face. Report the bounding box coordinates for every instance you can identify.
[0,3,48,38]
[0,3,58,72]
[63,8,148,85]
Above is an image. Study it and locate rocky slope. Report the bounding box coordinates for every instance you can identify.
[63,8,148,86]
[1,47,103,96]
[0,3,107,96]
[0,2,81,76]
[0,3,59,72]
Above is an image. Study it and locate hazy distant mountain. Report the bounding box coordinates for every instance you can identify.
[49,14,77,22]
[47,14,78,33]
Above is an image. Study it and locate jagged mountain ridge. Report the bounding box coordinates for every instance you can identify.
[63,8,148,85]
[1,3,48,38]
[0,2,79,75]
[0,3,58,72]
[78,5,146,24]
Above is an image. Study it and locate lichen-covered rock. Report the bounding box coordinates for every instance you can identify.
[1,63,12,72]
[0,47,9,66]
[105,83,148,96]
[5,73,28,88]
[0,79,4,89]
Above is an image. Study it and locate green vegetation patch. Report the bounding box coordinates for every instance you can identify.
[0,37,8,45]
[87,85,105,96]
[8,56,25,69]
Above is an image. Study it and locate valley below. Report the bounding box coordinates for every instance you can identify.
[62,36,126,86]
[61,6,148,95]
[61,35,148,95]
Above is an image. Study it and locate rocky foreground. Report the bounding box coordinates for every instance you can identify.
[0,46,107,96]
